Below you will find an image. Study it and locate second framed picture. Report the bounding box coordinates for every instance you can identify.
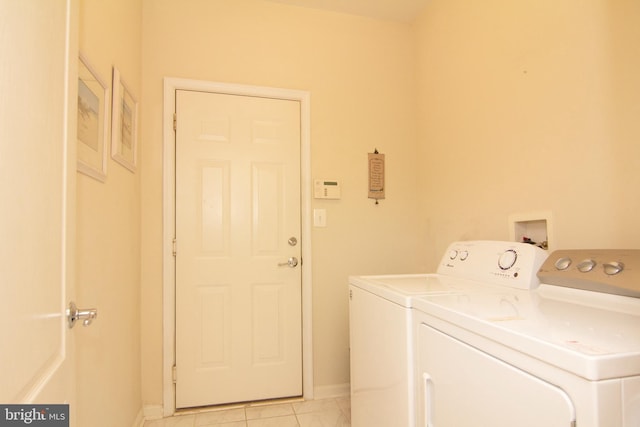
[111,67,138,172]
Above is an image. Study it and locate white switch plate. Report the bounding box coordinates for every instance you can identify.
[313,209,327,227]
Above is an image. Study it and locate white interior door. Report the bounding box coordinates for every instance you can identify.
[0,0,76,410]
[175,89,302,408]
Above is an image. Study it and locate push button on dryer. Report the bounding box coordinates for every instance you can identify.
[554,257,572,270]
[603,261,624,275]
[577,259,596,273]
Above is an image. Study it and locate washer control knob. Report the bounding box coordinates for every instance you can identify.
[577,259,596,273]
[498,249,518,270]
[449,250,458,260]
[603,261,624,275]
[554,257,572,270]
[459,250,469,261]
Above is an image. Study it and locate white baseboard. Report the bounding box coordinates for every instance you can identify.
[131,408,145,427]
[313,383,350,400]
[143,404,164,421]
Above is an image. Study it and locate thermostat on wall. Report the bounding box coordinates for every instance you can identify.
[314,179,341,199]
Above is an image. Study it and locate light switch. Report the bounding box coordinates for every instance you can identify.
[313,209,327,227]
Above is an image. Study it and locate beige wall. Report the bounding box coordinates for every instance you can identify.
[140,0,422,405]
[414,0,640,268]
[76,0,142,425]
[139,0,640,413]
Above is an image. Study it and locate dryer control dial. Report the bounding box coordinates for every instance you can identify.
[554,257,572,270]
[577,259,596,273]
[603,261,624,275]
[498,249,518,270]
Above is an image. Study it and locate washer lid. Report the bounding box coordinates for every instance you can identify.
[413,283,640,380]
[348,274,480,307]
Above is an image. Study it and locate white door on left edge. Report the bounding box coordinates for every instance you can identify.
[0,0,76,410]
[175,89,302,408]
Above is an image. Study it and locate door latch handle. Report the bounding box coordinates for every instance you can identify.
[278,257,299,268]
[67,301,98,328]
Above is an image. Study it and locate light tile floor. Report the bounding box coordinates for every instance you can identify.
[144,397,350,427]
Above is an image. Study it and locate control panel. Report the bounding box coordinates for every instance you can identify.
[538,249,640,298]
[314,179,341,199]
[437,240,549,290]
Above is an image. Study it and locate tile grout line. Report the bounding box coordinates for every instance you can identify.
[146,397,350,427]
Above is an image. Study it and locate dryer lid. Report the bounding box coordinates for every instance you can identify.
[413,283,640,381]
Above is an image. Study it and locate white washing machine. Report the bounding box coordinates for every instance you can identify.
[348,240,548,427]
[413,248,640,427]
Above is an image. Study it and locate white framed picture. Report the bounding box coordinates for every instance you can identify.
[111,66,138,172]
[77,53,108,181]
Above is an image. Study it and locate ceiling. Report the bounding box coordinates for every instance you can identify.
[263,0,430,22]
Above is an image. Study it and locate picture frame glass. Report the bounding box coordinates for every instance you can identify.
[77,55,108,181]
[111,67,137,172]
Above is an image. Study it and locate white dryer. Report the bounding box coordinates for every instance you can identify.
[348,240,547,427]
[413,248,640,427]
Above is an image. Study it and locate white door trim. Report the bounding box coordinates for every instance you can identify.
[162,78,313,416]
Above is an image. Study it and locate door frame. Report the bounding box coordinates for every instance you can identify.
[162,78,313,416]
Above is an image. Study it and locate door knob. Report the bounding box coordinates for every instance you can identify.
[67,301,98,328]
[278,257,299,268]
